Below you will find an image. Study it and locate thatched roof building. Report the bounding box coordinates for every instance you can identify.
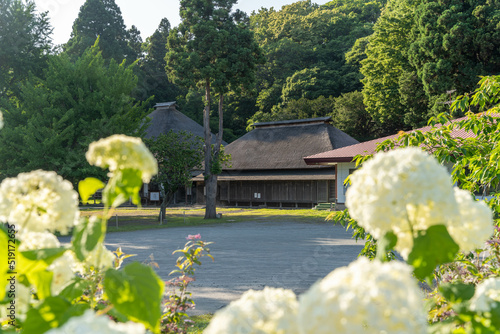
[145,102,226,145]
[193,117,359,207]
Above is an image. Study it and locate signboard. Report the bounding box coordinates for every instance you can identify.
[150,192,160,201]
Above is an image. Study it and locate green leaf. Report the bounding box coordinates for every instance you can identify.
[408,225,459,281]
[376,231,397,262]
[23,297,87,334]
[71,217,105,261]
[103,262,164,333]
[78,177,104,204]
[18,248,66,299]
[103,168,142,208]
[58,277,92,302]
[439,282,475,303]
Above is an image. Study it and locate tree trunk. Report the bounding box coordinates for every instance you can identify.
[159,187,174,223]
[205,174,217,219]
[203,79,217,219]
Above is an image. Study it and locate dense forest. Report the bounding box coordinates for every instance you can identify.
[1,0,499,182]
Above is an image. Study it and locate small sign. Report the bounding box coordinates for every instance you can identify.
[150,192,160,201]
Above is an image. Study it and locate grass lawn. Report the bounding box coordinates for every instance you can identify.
[79,206,332,232]
[187,314,213,333]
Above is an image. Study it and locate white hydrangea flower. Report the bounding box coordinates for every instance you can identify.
[0,170,79,235]
[18,231,61,251]
[469,277,500,312]
[204,287,299,334]
[86,134,158,183]
[48,251,77,295]
[45,309,146,334]
[447,188,494,252]
[84,243,115,270]
[298,257,427,334]
[0,110,3,129]
[345,147,458,259]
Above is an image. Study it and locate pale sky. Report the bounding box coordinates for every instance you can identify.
[33,0,331,46]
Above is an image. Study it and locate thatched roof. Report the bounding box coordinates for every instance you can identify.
[224,117,359,170]
[145,102,226,145]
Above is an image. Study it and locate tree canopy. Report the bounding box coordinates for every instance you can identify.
[360,0,500,136]
[0,0,52,103]
[0,42,149,184]
[247,0,386,123]
[138,18,180,106]
[64,0,137,63]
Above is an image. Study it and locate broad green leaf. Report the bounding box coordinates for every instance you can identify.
[28,270,53,300]
[58,277,92,302]
[71,217,105,261]
[18,248,66,299]
[408,225,459,281]
[78,177,104,204]
[439,282,475,303]
[103,168,142,208]
[23,297,87,334]
[103,262,164,333]
[376,231,397,262]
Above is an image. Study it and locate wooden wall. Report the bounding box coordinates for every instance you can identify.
[216,180,334,204]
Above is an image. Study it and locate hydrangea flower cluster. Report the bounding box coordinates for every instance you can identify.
[448,188,494,252]
[204,287,299,334]
[84,243,115,270]
[18,231,61,251]
[469,277,500,312]
[0,170,79,235]
[48,251,80,295]
[298,257,427,334]
[206,258,427,334]
[86,134,158,182]
[45,310,146,334]
[346,147,494,258]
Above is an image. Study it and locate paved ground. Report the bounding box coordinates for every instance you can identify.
[81,221,364,315]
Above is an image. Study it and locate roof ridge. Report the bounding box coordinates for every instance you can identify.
[253,116,332,128]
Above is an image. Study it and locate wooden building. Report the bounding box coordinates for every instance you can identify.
[193,117,359,207]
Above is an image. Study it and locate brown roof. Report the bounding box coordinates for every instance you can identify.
[224,117,359,170]
[145,102,226,145]
[192,168,335,181]
[304,116,474,164]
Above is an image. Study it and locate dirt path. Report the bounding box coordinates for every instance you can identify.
[62,220,363,315]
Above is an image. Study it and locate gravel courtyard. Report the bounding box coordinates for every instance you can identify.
[98,221,363,315]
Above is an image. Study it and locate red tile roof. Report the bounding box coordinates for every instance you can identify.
[304,117,475,165]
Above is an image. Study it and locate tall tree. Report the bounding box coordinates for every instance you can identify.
[166,0,262,219]
[64,0,135,63]
[0,41,149,184]
[360,0,500,134]
[139,18,180,105]
[0,0,52,102]
[360,0,427,135]
[127,25,144,62]
[408,0,500,113]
